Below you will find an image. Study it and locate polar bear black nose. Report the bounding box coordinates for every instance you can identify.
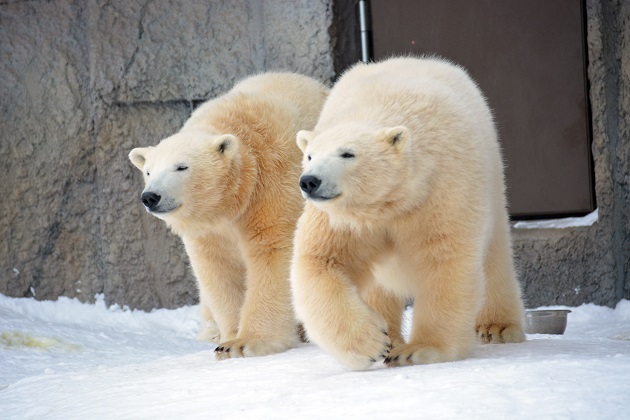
[141,191,161,210]
[299,175,322,195]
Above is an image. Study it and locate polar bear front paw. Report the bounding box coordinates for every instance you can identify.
[384,343,459,367]
[329,330,392,371]
[314,311,392,370]
[214,338,293,360]
[476,324,525,344]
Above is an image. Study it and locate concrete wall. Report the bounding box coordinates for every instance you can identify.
[0,0,334,310]
[1,0,628,310]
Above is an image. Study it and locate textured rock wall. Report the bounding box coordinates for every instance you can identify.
[1,0,334,310]
[0,2,100,303]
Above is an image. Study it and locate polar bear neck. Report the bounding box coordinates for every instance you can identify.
[323,186,426,233]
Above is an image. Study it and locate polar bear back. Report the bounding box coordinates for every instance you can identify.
[184,72,329,150]
[319,57,495,148]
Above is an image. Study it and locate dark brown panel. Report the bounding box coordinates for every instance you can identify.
[370,0,594,218]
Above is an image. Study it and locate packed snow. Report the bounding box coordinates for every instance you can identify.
[1,294,629,419]
[512,209,599,229]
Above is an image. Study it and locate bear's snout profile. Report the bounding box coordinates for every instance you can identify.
[141,191,161,210]
[299,175,321,196]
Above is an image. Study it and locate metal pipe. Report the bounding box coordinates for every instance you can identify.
[358,0,373,63]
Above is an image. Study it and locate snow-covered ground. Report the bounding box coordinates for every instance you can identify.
[512,209,599,230]
[1,294,629,419]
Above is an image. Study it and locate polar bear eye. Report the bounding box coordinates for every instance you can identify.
[307,155,312,161]
[340,152,355,159]
[176,165,188,171]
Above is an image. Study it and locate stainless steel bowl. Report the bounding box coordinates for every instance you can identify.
[525,309,571,334]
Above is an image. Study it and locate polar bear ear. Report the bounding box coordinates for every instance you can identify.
[214,134,238,158]
[379,126,409,152]
[296,130,314,153]
[128,147,154,170]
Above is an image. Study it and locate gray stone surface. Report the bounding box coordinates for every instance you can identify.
[89,0,258,104]
[0,1,100,302]
[260,0,335,82]
[331,0,361,78]
[89,0,335,105]
[1,0,334,310]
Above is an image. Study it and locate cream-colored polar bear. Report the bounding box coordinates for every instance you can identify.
[129,73,328,359]
[291,57,525,370]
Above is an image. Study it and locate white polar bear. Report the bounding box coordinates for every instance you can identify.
[129,72,328,359]
[291,56,526,370]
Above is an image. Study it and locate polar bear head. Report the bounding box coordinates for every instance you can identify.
[296,123,411,221]
[128,130,239,235]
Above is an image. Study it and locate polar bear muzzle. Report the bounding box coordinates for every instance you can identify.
[299,174,340,201]
[299,175,321,196]
[140,191,179,214]
[141,191,161,210]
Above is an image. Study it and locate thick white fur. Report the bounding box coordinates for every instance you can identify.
[291,57,525,370]
[129,73,328,359]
